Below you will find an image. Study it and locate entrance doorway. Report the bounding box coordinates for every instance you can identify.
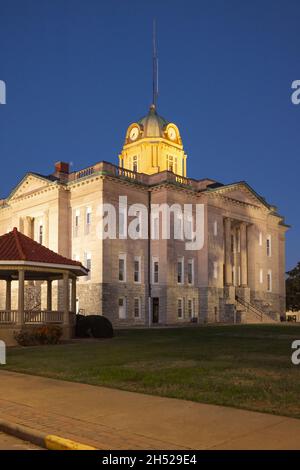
[152,298,159,324]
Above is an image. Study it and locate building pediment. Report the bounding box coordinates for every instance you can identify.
[7,173,55,202]
[206,182,271,211]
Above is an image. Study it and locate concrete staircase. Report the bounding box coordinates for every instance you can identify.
[235,295,277,324]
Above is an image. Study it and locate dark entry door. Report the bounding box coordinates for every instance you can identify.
[152,298,159,324]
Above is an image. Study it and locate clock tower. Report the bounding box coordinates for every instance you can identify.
[119,104,187,176]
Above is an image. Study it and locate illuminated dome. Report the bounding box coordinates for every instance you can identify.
[138,104,169,138]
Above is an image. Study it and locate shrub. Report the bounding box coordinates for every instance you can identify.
[75,314,114,339]
[14,325,63,346]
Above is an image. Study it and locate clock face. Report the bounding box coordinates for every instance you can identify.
[129,127,139,141]
[168,127,176,141]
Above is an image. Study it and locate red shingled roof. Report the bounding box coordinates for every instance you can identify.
[0,228,83,268]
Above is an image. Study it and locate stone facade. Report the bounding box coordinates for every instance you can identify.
[0,106,288,326]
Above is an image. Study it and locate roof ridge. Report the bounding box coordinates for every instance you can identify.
[12,227,26,260]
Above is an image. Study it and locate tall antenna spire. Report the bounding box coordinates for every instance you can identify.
[152,19,158,109]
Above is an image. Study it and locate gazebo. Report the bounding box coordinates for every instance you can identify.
[0,228,88,345]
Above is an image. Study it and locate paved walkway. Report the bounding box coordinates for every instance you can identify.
[0,370,300,450]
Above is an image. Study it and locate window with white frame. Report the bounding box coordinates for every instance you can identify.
[177,257,184,284]
[187,259,194,285]
[118,297,126,319]
[74,209,80,237]
[185,214,193,240]
[119,204,127,238]
[267,270,272,292]
[151,212,159,240]
[134,297,141,319]
[175,211,183,240]
[266,235,272,257]
[39,224,43,245]
[84,252,91,281]
[134,256,141,283]
[177,298,184,319]
[187,299,194,318]
[152,257,159,284]
[259,268,263,284]
[85,207,92,235]
[213,220,218,237]
[119,254,126,282]
[213,261,218,280]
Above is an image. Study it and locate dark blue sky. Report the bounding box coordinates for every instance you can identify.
[0,0,299,269]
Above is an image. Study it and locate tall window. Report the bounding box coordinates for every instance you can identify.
[85,207,92,235]
[119,205,127,238]
[185,215,193,240]
[151,213,159,240]
[118,297,126,319]
[74,209,80,237]
[134,256,141,283]
[134,298,141,319]
[187,259,194,285]
[152,257,159,284]
[177,298,184,319]
[119,254,126,282]
[84,252,91,281]
[173,210,184,240]
[132,156,138,172]
[177,257,184,284]
[267,270,272,292]
[187,299,193,318]
[259,231,263,246]
[39,225,43,245]
[266,235,272,257]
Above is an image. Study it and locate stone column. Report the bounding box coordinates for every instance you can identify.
[5,279,11,311]
[224,218,232,286]
[47,280,52,311]
[240,222,248,287]
[63,272,70,325]
[17,270,25,326]
[71,277,77,314]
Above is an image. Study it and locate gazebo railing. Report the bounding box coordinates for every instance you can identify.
[0,310,64,324]
[0,310,18,324]
[24,311,64,324]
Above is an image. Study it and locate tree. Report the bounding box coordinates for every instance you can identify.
[286,262,300,311]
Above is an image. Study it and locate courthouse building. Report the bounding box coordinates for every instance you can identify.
[0,104,288,325]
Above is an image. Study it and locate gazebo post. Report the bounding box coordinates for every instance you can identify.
[5,278,11,312]
[71,277,76,314]
[63,272,70,326]
[47,279,52,311]
[17,269,25,326]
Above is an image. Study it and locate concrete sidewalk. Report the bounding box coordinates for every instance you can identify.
[0,370,300,450]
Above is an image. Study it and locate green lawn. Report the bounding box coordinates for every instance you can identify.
[3,325,300,418]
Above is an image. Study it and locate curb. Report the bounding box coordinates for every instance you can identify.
[0,419,97,450]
